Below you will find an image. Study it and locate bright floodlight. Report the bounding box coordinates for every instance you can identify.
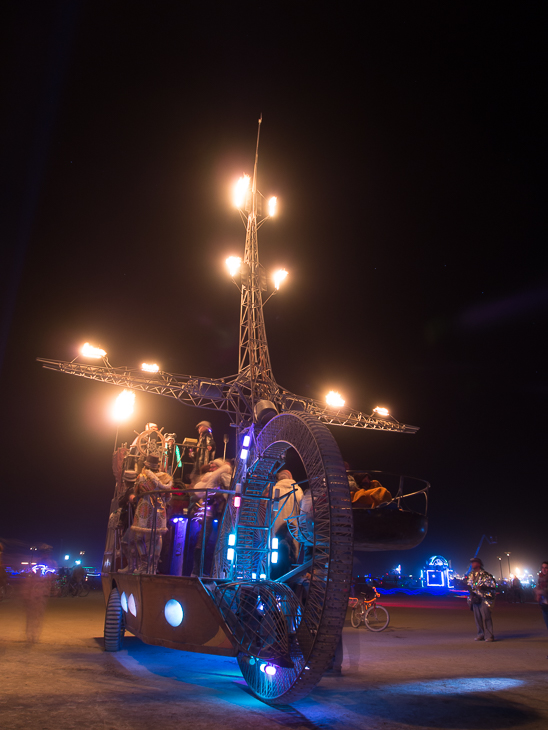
[326,391,345,408]
[233,174,250,208]
[273,269,288,290]
[112,389,135,422]
[141,362,160,373]
[226,256,242,277]
[373,406,389,417]
[81,342,106,359]
[268,196,277,217]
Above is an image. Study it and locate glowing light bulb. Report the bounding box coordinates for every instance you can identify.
[141,362,160,373]
[373,406,389,417]
[273,269,288,290]
[226,256,242,277]
[233,175,250,208]
[268,196,277,216]
[326,391,345,408]
[112,390,135,422]
[81,342,106,358]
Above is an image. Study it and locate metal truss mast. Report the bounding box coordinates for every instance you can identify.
[38,118,418,437]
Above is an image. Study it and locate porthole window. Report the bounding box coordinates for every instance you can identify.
[164,599,184,627]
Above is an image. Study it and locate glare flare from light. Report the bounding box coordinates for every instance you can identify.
[141,362,160,373]
[233,174,250,208]
[226,256,242,277]
[326,391,345,408]
[81,342,106,359]
[273,269,288,290]
[112,389,135,422]
[268,196,277,216]
[374,406,389,417]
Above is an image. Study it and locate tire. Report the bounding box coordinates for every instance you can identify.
[213,412,353,705]
[104,586,125,651]
[350,605,363,628]
[78,583,90,597]
[364,604,390,632]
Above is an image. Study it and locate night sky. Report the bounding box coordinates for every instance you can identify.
[1,3,546,578]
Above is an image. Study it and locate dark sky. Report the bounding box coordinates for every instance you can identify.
[1,3,546,577]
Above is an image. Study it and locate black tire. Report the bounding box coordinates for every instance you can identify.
[364,604,390,632]
[350,605,363,628]
[221,412,353,705]
[78,583,90,598]
[104,586,125,651]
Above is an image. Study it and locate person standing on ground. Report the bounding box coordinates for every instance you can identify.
[466,557,497,642]
[534,561,548,631]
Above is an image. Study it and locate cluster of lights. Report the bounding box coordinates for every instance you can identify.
[240,434,251,461]
[141,362,160,373]
[271,537,279,564]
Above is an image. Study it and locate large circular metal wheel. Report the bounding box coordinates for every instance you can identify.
[220,412,353,704]
[104,586,125,651]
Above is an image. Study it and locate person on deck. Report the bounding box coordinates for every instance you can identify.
[271,470,303,578]
[192,421,216,477]
[131,454,172,574]
[351,473,392,508]
[190,458,232,577]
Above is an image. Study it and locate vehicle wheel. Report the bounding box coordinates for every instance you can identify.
[350,605,363,628]
[104,586,125,651]
[214,412,353,705]
[78,583,90,597]
[364,604,390,632]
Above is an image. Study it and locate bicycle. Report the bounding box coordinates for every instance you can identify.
[350,587,390,631]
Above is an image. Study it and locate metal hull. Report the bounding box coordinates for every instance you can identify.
[102,573,238,656]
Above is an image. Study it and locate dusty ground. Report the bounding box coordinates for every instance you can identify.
[1,589,547,729]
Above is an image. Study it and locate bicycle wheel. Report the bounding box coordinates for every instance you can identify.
[364,604,390,631]
[78,583,90,597]
[350,604,364,628]
[104,586,125,651]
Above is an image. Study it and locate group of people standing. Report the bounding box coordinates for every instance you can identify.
[116,420,227,575]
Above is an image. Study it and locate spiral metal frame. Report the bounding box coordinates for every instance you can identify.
[212,411,353,704]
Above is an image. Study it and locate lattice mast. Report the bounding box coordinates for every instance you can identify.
[237,116,275,415]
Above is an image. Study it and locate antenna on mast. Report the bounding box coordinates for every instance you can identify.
[252,114,262,215]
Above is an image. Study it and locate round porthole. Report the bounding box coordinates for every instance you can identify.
[128,593,137,617]
[164,599,184,627]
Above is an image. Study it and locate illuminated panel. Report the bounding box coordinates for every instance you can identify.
[121,591,128,613]
[164,599,184,627]
[128,593,137,617]
[426,570,444,587]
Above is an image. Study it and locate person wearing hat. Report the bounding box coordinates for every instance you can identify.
[466,557,497,641]
[131,454,173,573]
[193,421,216,477]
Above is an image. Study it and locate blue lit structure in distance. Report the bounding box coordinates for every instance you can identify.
[421,555,454,589]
